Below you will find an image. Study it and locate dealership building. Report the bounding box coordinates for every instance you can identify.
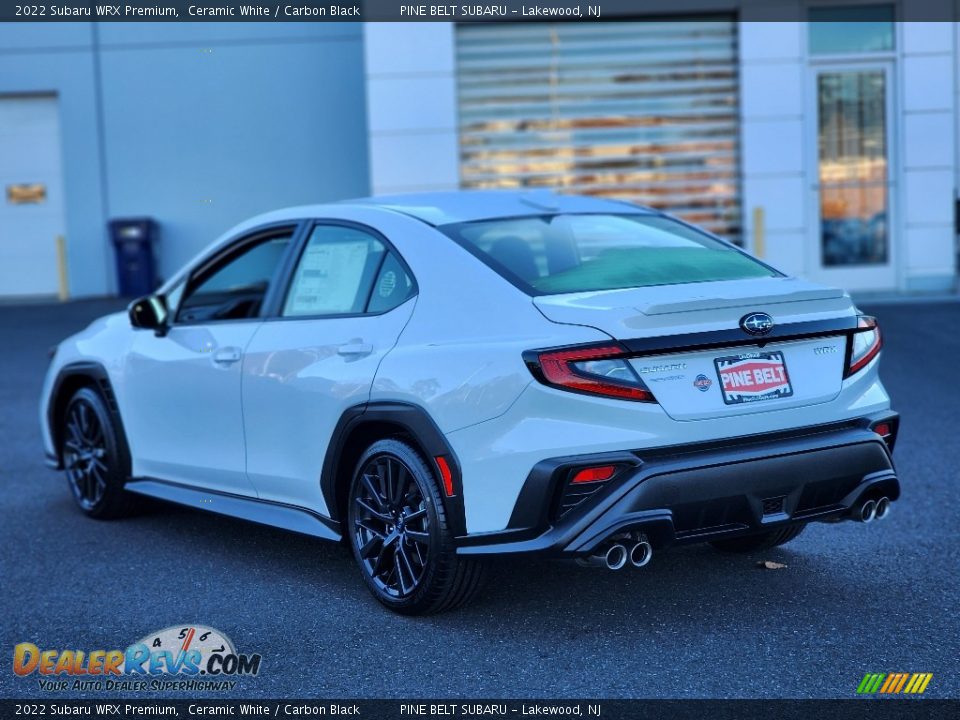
[2,3,958,299]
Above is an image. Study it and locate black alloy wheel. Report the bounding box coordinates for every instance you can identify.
[352,452,431,598]
[64,397,109,510]
[61,387,132,519]
[347,438,485,614]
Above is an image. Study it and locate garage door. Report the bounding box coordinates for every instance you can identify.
[0,95,65,298]
[456,19,742,243]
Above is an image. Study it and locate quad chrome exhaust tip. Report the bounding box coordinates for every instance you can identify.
[629,539,653,568]
[851,497,893,523]
[875,497,892,520]
[577,533,652,571]
[604,543,628,571]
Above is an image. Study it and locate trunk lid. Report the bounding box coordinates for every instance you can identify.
[533,276,855,421]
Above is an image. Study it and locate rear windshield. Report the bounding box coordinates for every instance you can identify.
[440,214,777,295]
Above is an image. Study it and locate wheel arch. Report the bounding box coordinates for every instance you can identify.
[47,362,130,472]
[321,402,466,537]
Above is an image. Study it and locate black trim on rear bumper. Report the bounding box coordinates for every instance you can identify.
[456,413,900,557]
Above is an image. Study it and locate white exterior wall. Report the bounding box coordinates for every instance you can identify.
[364,23,459,194]
[738,19,809,276]
[899,21,956,291]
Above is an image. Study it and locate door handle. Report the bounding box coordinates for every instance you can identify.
[212,346,242,365]
[337,342,373,358]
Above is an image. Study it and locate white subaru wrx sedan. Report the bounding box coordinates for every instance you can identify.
[40,192,899,614]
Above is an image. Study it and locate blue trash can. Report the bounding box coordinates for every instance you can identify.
[109,218,158,297]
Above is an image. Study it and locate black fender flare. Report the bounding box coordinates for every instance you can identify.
[320,401,466,538]
[47,361,131,473]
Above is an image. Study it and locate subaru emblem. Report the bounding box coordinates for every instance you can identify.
[740,312,774,336]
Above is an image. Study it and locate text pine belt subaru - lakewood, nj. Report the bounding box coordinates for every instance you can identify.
[40,191,899,614]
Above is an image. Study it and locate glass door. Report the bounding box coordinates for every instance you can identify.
[808,64,896,290]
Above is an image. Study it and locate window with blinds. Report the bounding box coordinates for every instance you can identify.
[455,19,743,243]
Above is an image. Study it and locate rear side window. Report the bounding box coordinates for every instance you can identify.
[367,250,416,314]
[441,214,777,295]
[283,224,414,317]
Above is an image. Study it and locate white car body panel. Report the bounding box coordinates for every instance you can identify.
[632,335,848,421]
[242,300,416,511]
[448,358,888,534]
[124,320,262,494]
[533,279,856,343]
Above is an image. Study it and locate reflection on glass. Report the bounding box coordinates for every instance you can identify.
[809,5,895,55]
[817,71,888,266]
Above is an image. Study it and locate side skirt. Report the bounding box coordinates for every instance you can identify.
[125,478,341,542]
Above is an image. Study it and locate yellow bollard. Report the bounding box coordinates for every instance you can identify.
[752,207,765,259]
[55,235,69,301]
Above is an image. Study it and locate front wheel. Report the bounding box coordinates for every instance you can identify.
[61,387,133,519]
[347,438,485,615]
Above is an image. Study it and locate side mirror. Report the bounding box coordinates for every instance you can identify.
[128,294,168,334]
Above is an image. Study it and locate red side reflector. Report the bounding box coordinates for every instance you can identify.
[873,422,891,437]
[435,456,455,497]
[571,465,617,484]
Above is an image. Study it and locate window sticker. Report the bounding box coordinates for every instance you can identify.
[285,240,370,316]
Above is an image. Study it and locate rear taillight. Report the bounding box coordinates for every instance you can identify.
[525,343,656,402]
[845,316,882,377]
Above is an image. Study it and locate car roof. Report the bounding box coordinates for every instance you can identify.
[349,190,656,226]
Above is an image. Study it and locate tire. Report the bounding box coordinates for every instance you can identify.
[709,524,806,553]
[347,438,485,615]
[60,386,133,519]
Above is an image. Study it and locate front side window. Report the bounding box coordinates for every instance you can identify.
[283,224,414,317]
[441,214,777,296]
[177,232,293,323]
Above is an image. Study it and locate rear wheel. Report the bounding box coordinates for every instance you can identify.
[61,387,132,519]
[709,524,806,553]
[347,438,484,615]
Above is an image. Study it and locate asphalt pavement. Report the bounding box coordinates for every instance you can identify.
[1,297,958,699]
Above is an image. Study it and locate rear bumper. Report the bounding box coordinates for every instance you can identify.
[457,413,899,557]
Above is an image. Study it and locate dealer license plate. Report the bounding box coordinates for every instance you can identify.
[714,351,793,405]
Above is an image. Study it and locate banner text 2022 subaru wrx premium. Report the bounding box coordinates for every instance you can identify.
[41,192,899,614]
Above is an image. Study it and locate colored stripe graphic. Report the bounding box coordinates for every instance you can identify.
[879,674,896,693]
[880,673,905,693]
[904,673,933,694]
[857,674,885,694]
[857,672,932,694]
[893,673,909,693]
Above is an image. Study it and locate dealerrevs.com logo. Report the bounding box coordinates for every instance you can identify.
[13,625,262,692]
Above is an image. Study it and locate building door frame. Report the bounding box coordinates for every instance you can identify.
[0,93,67,298]
[804,60,899,292]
